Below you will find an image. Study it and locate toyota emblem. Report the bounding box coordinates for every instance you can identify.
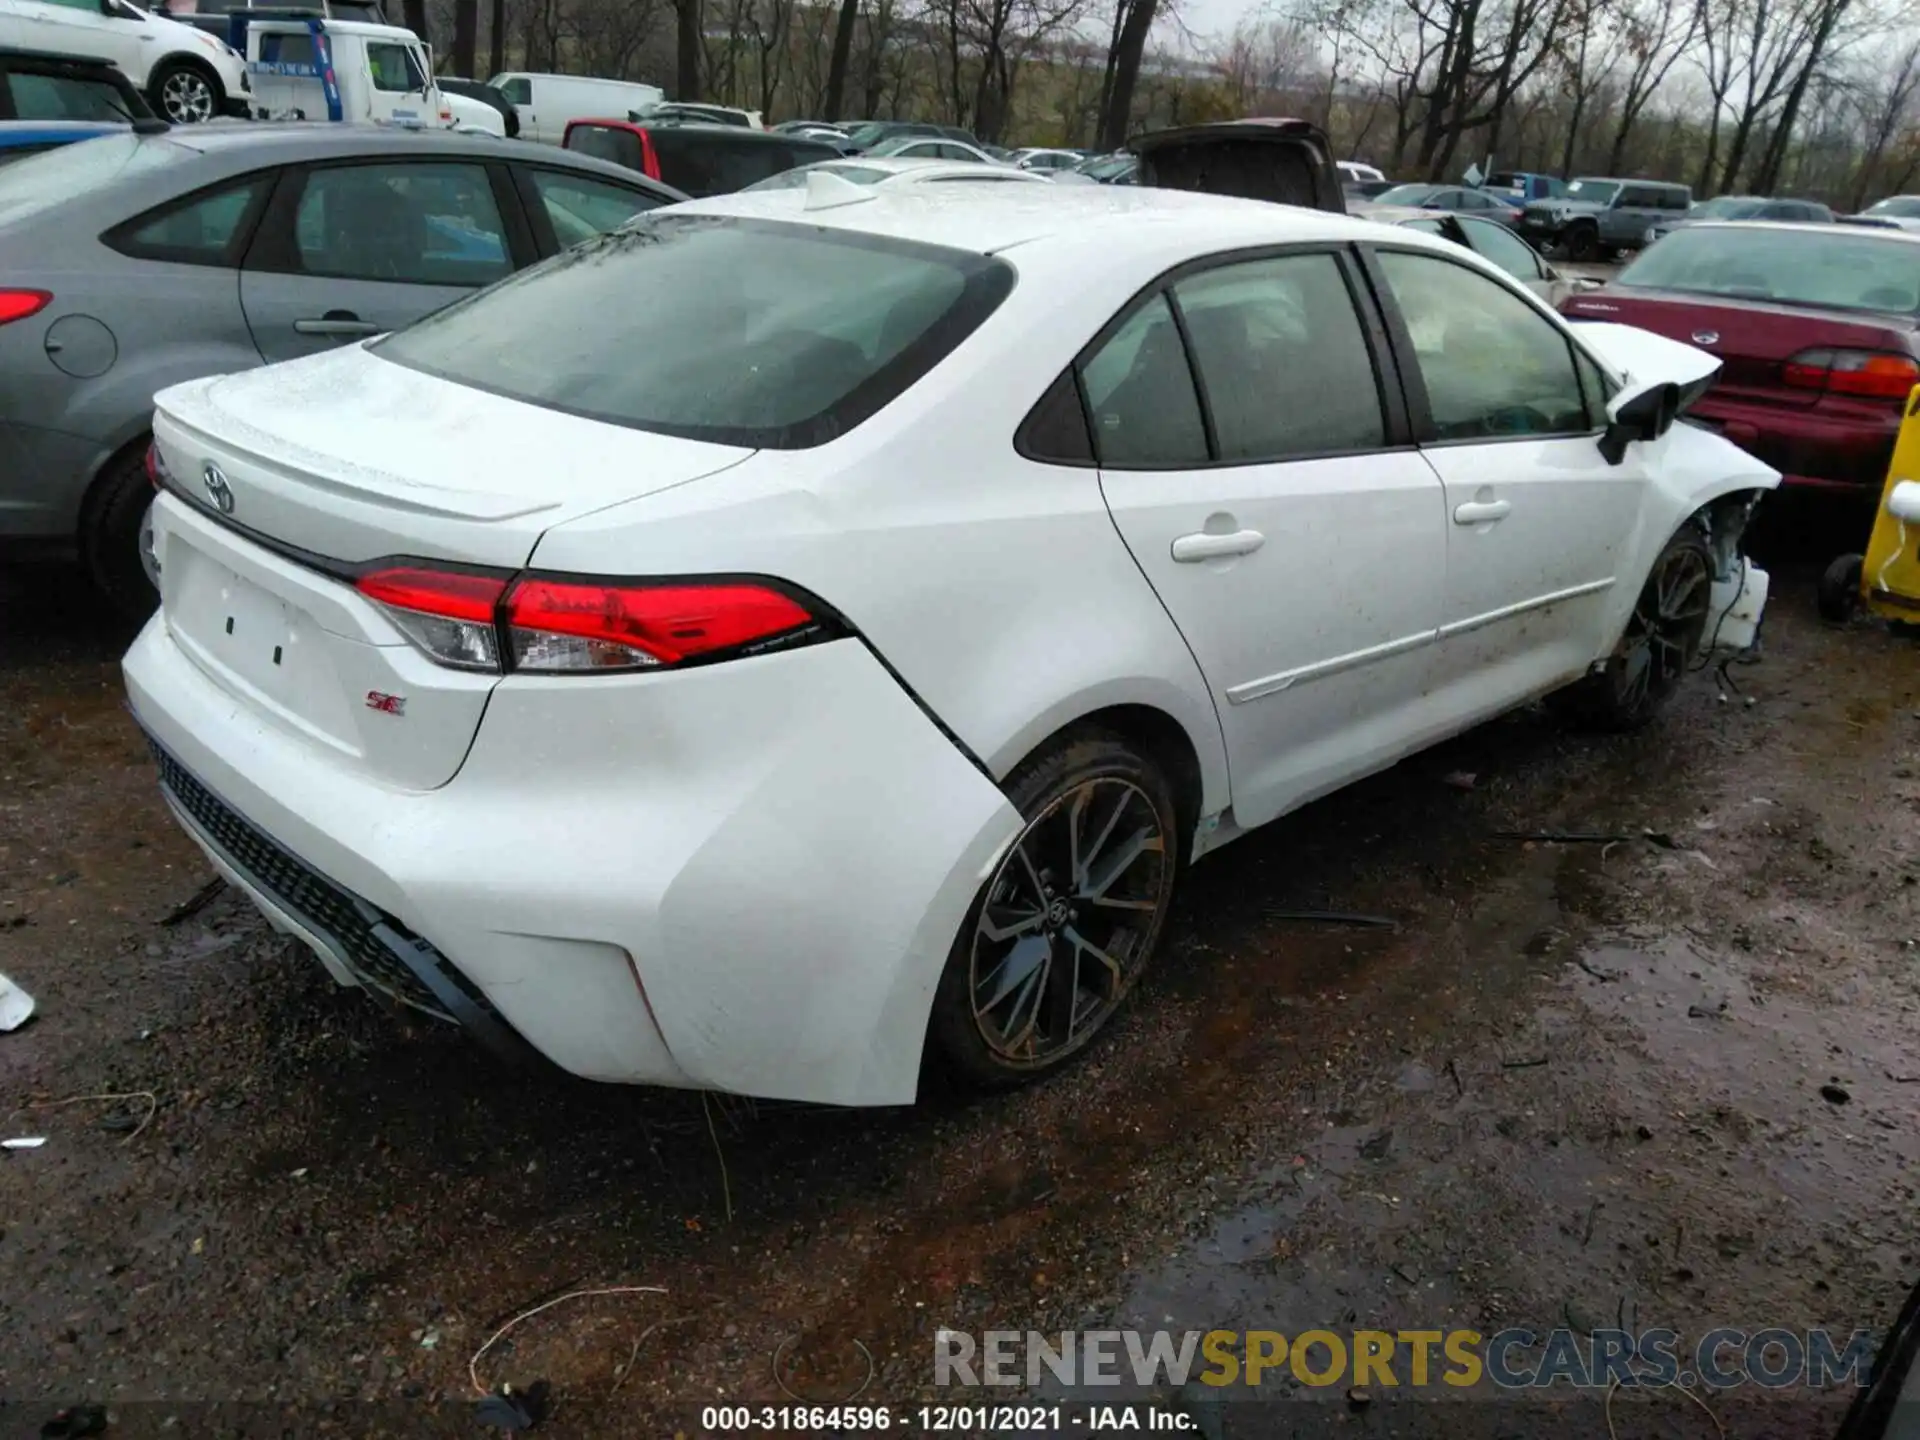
[1691,330,1720,346]
[202,463,235,515]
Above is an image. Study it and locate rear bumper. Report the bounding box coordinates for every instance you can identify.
[1690,393,1897,493]
[123,614,1022,1106]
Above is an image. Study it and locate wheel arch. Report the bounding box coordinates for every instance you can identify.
[986,695,1222,862]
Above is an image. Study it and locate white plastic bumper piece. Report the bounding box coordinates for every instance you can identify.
[125,620,1023,1105]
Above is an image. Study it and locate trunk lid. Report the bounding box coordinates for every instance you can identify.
[1131,118,1345,214]
[1561,287,1919,411]
[149,344,753,791]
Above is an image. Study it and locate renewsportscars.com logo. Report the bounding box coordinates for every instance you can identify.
[934,1327,1877,1391]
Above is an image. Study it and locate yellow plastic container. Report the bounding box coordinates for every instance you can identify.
[1859,385,1920,622]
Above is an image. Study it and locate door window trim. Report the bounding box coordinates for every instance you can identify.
[1356,242,1611,449]
[1017,240,1416,471]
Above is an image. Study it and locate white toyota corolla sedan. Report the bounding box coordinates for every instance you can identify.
[125,180,1779,1106]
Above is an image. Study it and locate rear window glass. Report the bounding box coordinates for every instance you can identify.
[373,214,1014,447]
[1617,226,1920,315]
[7,71,135,121]
[0,133,189,227]
[648,131,834,197]
[565,123,644,172]
[258,31,318,67]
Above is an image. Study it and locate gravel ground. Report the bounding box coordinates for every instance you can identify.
[2,545,1917,1439]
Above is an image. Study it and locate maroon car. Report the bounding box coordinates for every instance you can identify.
[1559,222,1920,499]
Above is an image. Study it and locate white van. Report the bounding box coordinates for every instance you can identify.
[487,71,664,144]
[245,15,502,132]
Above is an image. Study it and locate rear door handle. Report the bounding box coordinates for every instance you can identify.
[1171,528,1266,562]
[1453,499,1511,525]
[294,314,382,338]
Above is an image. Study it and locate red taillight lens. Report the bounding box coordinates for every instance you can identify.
[355,566,508,671]
[144,441,165,490]
[352,564,824,675]
[1782,348,1920,400]
[0,290,51,326]
[503,579,815,672]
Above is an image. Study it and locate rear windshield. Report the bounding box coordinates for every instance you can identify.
[565,122,644,172]
[0,132,189,227]
[1617,225,1920,314]
[373,214,1015,447]
[649,130,837,197]
[1692,196,1767,219]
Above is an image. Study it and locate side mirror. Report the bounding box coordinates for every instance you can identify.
[1568,274,1605,292]
[1598,380,1679,465]
[1888,480,1920,523]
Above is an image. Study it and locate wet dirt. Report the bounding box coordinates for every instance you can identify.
[2,559,1918,1438]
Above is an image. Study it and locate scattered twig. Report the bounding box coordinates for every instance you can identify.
[702,1091,734,1223]
[1496,830,1678,849]
[1575,956,1620,982]
[1266,910,1398,930]
[1604,1374,1727,1440]
[1581,1200,1600,1248]
[1501,1055,1549,1070]
[772,1334,876,1403]
[1446,1058,1464,1095]
[23,1090,158,1145]
[1888,1071,1920,1084]
[158,877,226,928]
[468,1285,667,1397]
[610,1316,690,1394]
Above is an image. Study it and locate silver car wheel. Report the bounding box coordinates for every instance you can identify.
[161,70,216,123]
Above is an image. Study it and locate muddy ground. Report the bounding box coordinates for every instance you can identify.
[2,542,1917,1440]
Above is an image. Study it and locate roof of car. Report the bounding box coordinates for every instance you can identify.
[680,182,1435,259]
[78,123,682,195]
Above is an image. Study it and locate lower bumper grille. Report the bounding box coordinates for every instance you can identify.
[146,738,512,1046]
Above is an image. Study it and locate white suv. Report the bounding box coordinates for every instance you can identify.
[0,0,250,122]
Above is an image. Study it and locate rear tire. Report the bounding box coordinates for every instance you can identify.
[150,59,222,124]
[928,730,1180,1091]
[1819,554,1864,624]
[80,445,159,622]
[1549,528,1714,731]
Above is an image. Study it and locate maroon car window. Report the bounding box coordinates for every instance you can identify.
[1617,226,1920,315]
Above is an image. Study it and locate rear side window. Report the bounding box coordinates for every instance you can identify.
[6,71,134,121]
[649,131,829,196]
[1174,254,1385,462]
[525,168,660,247]
[290,162,509,286]
[258,32,318,67]
[564,123,644,173]
[1079,293,1208,467]
[374,214,1014,448]
[107,176,268,266]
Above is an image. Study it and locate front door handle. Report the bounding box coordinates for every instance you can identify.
[1453,499,1512,525]
[294,312,382,338]
[1171,528,1266,562]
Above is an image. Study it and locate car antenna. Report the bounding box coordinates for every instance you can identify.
[803,169,877,211]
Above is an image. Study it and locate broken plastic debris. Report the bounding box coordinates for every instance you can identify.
[0,970,35,1031]
[3,1136,47,1149]
[477,1381,550,1431]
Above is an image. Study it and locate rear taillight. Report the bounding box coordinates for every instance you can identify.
[144,441,167,490]
[1782,348,1920,400]
[356,566,508,671]
[0,290,51,326]
[354,565,824,674]
[504,578,815,671]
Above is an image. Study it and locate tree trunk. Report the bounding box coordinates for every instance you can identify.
[1695,115,1720,196]
[488,0,505,78]
[823,0,860,119]
[401,0,429,45]
[1097,0,1155,150]
[676,0,702,101]
[451,0,477,77]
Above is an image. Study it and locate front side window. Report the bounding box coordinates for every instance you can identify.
[110,176,267,265]
[366,43,426,93]
[493,76,531,105]
[292,162,509,286]
[1375,249,1590,441]
[7,71,135,121]
[375,214,1013,447]
[1459,216,1546,281]
[1080,292,1208,468]
[526,168,658,247]
[1172,253,1385,462]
